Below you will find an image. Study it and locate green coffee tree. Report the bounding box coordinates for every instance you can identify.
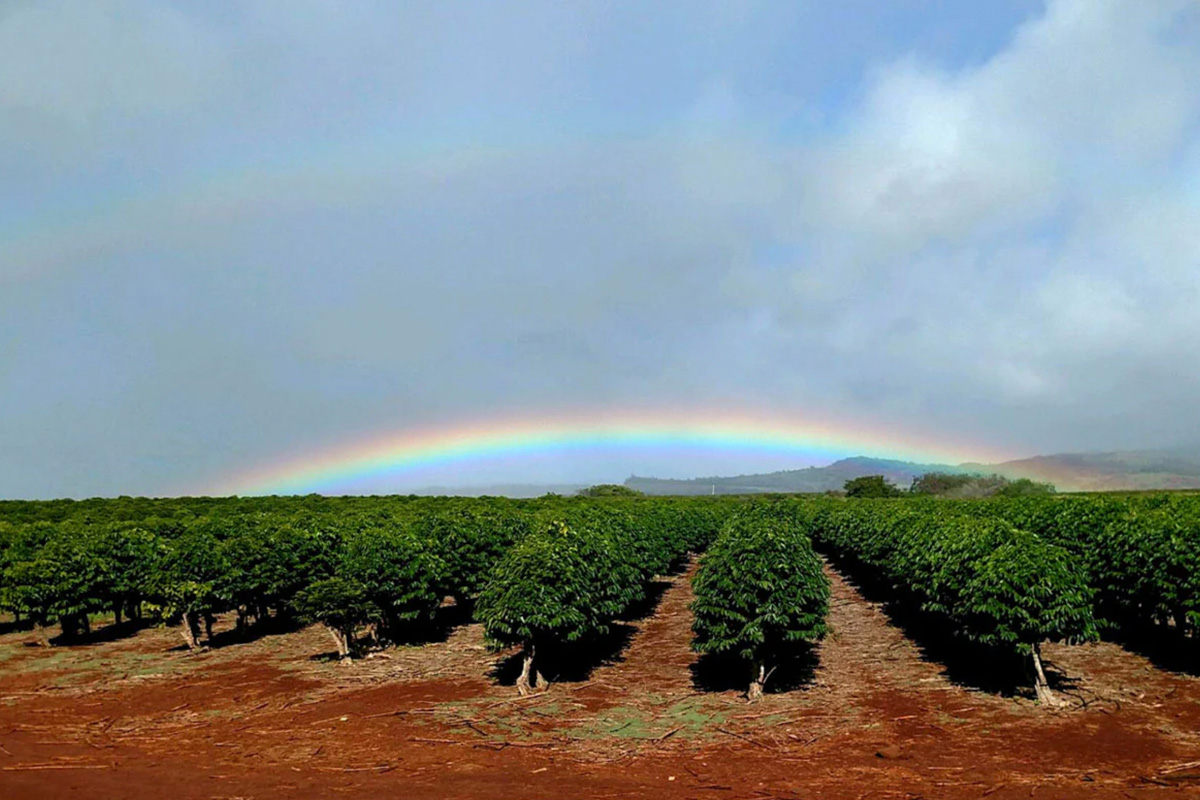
[340,522,446,641]
[691,507,829,701]
[413,505,531,605]
[294,577,377,659]
[961,532,1098,705]
[475,519,638,694]
[808,501,1098,705]
[154,525,229,650]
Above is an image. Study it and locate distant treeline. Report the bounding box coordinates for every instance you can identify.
[843,472,1056,499]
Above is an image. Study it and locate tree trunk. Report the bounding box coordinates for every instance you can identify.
[382,611,404,644]
[79,613,91,636]
[327,625,352,660]
[129,601,142,621]
[203,613,215,643]
[748,661,766,703]
[113,604,123,627]
[1174,607,1190,638]
[181,612,202,651]
[1031,643,1061,707]
[516,642,536,696]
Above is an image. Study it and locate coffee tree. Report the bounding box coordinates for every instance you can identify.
[294,576,377,659]
[691,507,829,701]
[340,522,447,641]
[475,518,642,694]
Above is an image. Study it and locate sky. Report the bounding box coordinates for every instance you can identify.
[3,0,1200,498]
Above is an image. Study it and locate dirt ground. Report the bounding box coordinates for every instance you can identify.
[2,561,1198,799]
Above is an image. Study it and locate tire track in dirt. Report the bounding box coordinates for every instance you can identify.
[595,559,702,694]
[815,560,954,695]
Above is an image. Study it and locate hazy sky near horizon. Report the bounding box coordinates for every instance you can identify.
[3,0,1200,497]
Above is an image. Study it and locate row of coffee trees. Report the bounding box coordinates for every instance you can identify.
[2,491,1196,703]
[0,495,730,660]
[964,493,1200,640]
[792,499,1098,705]
[0,497,535,648]
[474,501,724,693]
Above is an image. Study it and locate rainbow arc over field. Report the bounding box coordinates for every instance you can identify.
[207,409,1016,497]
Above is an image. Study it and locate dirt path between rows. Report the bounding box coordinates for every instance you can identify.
[2,559,1198,799]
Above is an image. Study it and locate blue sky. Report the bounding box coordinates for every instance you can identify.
[3,1,1200,497]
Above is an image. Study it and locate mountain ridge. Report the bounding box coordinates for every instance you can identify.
[624,447,1200,495]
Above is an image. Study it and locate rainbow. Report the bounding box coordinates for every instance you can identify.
[3,125,639,280]
[202,408,1018,496]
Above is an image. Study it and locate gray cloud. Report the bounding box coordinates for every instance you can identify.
[2,0,1199,497]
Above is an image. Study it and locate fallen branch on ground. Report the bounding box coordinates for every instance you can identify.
[1160,760,1200,775]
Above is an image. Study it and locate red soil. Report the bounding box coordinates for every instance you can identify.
[2,562,1198,799]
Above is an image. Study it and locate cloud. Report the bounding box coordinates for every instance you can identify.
[768,0,1200,429]
[2,0,1200,496]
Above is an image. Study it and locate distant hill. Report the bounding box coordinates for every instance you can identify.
[625,457,964,495]
[625,447,1200,495]
[414,483,588,498]
[974,447,1200,492]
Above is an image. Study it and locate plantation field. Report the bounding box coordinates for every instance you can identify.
[2,559,1199,799]
[2,492,1200,797]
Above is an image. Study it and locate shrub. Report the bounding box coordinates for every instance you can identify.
[475,520,630,693]
[691,506,829,701]
[294,577,377,659]
[844,475,904,498]
[340,522,447,640]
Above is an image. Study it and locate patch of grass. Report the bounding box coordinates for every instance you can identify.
[570,707,657,740]
[47,672,87,687]
[425,691,734,744]
[125,668,171,679]
[1,642,197,690]
[427,698,540,740]
[11,649,74,672]
[748,712,790,726]
[935,710,973,726]
[565,696,732,741]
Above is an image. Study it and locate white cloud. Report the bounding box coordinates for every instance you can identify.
[805,58,1057,250]
[767,0,1200,443]
[1036,272,1138,348]
[801,0,1200,255]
